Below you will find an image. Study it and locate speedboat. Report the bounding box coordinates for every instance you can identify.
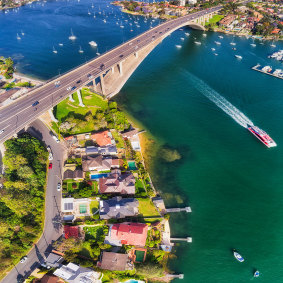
[235,55,242,59]
[233,250,244,262]
[175,45,182,48]
[254,270,260,277]
[195,41,201,45]
[89,41,97,47]
[69,29,76,40]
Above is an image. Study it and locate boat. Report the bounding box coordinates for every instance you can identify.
[69,29,76,40]
[235,55,242,59]
[53,46,57,54]
[203,33,207,37]
[103,19,106,23]
[215,41,221,45]
[89,41,97,47]
[59,43,63,46]
[21,30,25,36]
[78,46,84,53]
[194,41,201,45]
[175,45,182,48]
[254,270,260,278]
[88,10,91,15]
[211,48,216,51]
[232,47,237,50]
[185,32,190,36]
[214,53,218,56]
[250,43,256,47]
[233,251,244,262]
[230,42,236,46]
[218,35,223,39]
[16,33,21,40]
[181,37,185,41]
[247,125,277,148]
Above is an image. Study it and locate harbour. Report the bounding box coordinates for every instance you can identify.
[252,64,283,80]
[0,0,283,282]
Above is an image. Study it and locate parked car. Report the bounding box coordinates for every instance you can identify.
[52,135,60,143]
[0,130,4,135]
[67,86,71,91]
[87,74,93,79]
[48,152,53,161]
[32,101,39,107]
[71,86,76,91]
[20,256,28,263]
[76,80,81,84]
[100,64,105,70]
[57,183,61,191]
[119,54,124,58]
[49,163,53,169]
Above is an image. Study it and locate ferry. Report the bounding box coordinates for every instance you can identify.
[247,125,277,148]
[233,250,244,262]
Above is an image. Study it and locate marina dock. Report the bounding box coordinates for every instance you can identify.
[252,64,283,80]
[166,207,192,213]
[171,237,192,243]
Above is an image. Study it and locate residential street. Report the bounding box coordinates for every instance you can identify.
[1,119,65,283]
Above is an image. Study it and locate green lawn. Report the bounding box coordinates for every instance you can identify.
[55,88,108,121]
[205,14,224,26]
[138,198,159,217]
[90,200,99,214]
[83,225,108,241]
[111,130,125,149]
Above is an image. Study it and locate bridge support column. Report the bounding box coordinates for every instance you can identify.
[134,52,138,58]
[69,93,75,102]
[48,108,58,122]
[118,61,123,76]
[100,74,106,95]
[93,79,97,92]
[77,89,85,107]
[111,66,115,74]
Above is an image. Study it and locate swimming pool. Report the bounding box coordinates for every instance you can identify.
[90,173,109,180]
[135,250,145,263]
[128,161,137,170]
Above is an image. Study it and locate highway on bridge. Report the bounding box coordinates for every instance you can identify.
[0,5,222,144]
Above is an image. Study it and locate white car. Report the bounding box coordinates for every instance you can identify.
[67,86,71,91]
[57,183,61,191]
[0,130,4,134]
[48,152,53,161]
[20,256,28,263]
[52,135,60,143]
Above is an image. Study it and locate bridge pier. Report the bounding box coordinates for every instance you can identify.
[134,52,138,58]
[118,61,123,76]
[77,88,85,107]
[48,108,58,122]
[111,66,115,74]
[92,79,98,92]
[69,93,75,102]
[100,74,106,95]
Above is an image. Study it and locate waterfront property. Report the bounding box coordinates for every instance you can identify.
[98,252,133,271]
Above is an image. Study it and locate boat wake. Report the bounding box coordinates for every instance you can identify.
[184,72,254,128]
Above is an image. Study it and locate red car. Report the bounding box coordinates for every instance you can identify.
[49,163,53,169]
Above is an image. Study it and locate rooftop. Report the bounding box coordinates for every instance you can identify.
[98,252,133,271]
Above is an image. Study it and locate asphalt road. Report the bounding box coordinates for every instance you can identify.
[1,120,65,283]
[0,6,222,145]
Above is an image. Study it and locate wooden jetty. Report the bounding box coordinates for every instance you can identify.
[252,64,283,80]
[166,207,191,213]
[170,237,192,243]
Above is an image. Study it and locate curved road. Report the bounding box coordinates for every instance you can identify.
[1,120,65,283]
[0,6,222,144]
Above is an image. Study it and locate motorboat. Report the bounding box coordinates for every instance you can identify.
[233,250,244,262]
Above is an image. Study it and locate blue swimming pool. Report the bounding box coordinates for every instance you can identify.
[90,173,109,180]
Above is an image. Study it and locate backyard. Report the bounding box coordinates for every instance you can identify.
[138,198,161,223]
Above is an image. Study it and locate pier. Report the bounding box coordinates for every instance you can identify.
[170,237,192,243]
[166,274,184,280]
[252,64,283,80]
[166,207,192,213]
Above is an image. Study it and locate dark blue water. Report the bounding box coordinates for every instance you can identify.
[1,1,283,282]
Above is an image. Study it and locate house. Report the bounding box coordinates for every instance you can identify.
[33,275,63,283]
[42,253,64,269]
[82,155,120,172]
[121,128,139,139]
[63,164,83,180]
[85,145,118,155]
[121,129,141,151]
[91,130,113,146]
[61,198,91,221]
[98,252,133,271]
[64,225,80,239]
[104,223,148,247]
[219,15,237,28]
[99,196,139,220]
[54,263,101,283]
[99,169,136,195]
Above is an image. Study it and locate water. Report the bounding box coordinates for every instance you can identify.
[1,1,283,282]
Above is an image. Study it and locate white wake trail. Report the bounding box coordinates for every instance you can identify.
[184,72,254,128]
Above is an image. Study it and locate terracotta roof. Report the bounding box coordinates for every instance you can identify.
[64,226,79,239]
[110,223,148,246]
[92,130,112,146]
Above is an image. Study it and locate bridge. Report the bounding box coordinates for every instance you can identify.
[0,5,222,144]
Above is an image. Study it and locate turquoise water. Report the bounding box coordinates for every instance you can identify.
[128,161,137,170]
[1,0,283,282]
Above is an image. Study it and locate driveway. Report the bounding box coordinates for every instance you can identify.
[1,119,65,283]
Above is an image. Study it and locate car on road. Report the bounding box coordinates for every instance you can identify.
[52,135,60,143]
[87,74,93,79]
[129,42,133,46]
[100,64,105,70]
[20,256,28,263]
[71,86,76,91]
[76,80,81,84]
[67,86,71,91]
[49,163,53,169]
[32,101,39,107]
[57,183,61,191]
[0,129,4,134]
[48,152,53,160]
[119,54,124,58]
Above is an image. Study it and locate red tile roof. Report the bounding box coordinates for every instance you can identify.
[92,131,112,146]
[64,226,79,239]
[110,223,148,246]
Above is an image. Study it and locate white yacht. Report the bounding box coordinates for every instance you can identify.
[233,251,244,262]
[215,41,221,45]
[21,30,25,36]
[235,55,242,59]
[16,33,21,40]
[69,29,76,40]
[59,43,63,46]
[53,46,58,54]
[89,41,97,47]
[175,45,182,48]
[79,46,84,53]
[195,41,201,45]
